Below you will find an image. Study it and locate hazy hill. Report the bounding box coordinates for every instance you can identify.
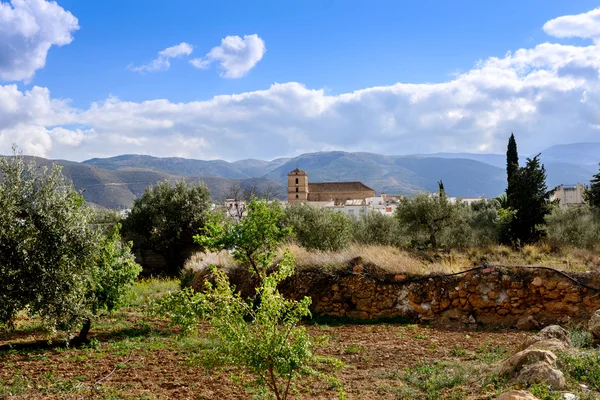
[16,156,284,209]
[263,152,507,197]
[5,141,596,208]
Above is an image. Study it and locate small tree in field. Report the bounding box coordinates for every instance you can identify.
[196,198,291,284]
[155,198,342,399]
[0,151,140,342]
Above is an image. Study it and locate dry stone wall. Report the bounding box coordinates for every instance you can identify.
[192,258,600,327]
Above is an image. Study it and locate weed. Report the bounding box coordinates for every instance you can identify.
[558,350,600,391]
[449,345,467,356]
[474,343,507,363]
[344,344,365,354]
[570,327,594,349]
[413,333,427,340]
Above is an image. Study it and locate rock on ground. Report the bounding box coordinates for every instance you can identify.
[496,390,539,400]
[588,309,600,339]
[515,361,566,389]
[525,338,570,352]
[500,349,557,376]
[521,325,571,350]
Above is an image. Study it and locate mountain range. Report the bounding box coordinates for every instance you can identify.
[7,143,599,209]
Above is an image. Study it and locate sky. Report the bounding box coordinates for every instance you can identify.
[0,0,599,162]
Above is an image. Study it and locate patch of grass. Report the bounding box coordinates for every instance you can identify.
[558,350,600,391]
[449,345,467,357]
[124,278,180,308]
[401,360,473,399]
[344,344,365,354]
[474,342,507,363]
[570,326,594,349]
[413,333,427,340]
[0,373,30,396]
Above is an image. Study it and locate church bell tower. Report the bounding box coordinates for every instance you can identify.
[287,168,308,203]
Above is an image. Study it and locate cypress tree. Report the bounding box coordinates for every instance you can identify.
[506,133,519,208]
[585,163,600,210]
[510,155,551,244]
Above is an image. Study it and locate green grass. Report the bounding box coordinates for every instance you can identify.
[400,360,474,399]
[473,342,507,363]
[449,345,467,357]
[123,278,180,308]
[558,350,600,391]
[343,344,365,354]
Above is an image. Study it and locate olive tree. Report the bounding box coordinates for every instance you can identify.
[122,180,211,275]
[283,204,352,251]
[395,191,460,249]
[0,152,140,342]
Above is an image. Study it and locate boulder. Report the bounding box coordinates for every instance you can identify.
[515,361,566,389]
[521,325,571,350]
[500,349,557,376]
[496,390,539,400]
[525,339,569,352]
[588,309,600,339]
[516,316,540,331]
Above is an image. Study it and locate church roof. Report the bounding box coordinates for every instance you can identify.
[288,168,307,175]
[308,181,375,193]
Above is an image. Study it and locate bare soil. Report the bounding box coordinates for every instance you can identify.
[0,310,530,400]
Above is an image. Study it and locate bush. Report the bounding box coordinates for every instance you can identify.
[546,206,600,249]
[122,180,211,275]
[350,211,402,246]
[283,204,352,251]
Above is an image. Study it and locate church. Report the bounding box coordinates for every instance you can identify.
[287,168,376,204]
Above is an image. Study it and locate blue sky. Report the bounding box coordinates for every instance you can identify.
[1,0,600,161]
[32,0,599,106]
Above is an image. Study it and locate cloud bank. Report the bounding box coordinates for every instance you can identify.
[0,6,599,162]
[0,0,79,82]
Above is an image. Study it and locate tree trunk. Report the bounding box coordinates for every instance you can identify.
[70,317,91,347]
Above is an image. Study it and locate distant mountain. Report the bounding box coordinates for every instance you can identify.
[10,142,597,208]
[263,151,506,197]
[21,156,284,209]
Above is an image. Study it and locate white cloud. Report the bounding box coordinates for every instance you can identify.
[543,7,600,42]
[190,34,266,78]
[0,0,79,82]
[2,8,600,162]
[129,42,193,73]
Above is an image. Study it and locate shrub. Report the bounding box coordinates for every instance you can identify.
[351,211,402,246]
[122,180,211,275]
[283,204,352,251]
[546,205,600,249]
[395,192,462,249]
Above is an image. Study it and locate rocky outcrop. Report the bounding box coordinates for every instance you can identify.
[496,391,539,400]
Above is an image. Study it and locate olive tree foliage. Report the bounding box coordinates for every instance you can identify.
[545,205,600,250]
[154,199,342,400]
[0,152,140,338]
[395,191,461,249]
[350,211,402,246]
[282,204,352,251]
[122,180,211,275]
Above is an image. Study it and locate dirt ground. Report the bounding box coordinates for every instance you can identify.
[0,310,531,400]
